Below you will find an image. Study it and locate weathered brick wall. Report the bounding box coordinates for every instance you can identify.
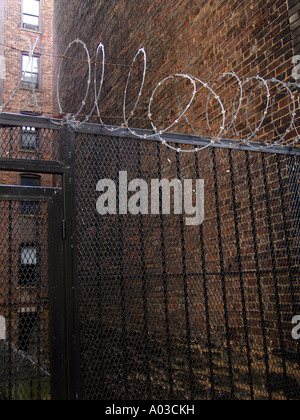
[288,0,300,55]
[0,0,5,104]
[55,0,299,143]
[0,0,57,185]
[56,0,300,399]
[2,0,55,116]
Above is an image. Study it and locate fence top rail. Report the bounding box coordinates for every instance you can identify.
[77,121,300,156]
[0,112,61,130]
[0,112,299,156]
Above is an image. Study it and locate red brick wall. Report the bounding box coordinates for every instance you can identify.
[0,1,56,368]
[288,0,300,55]
[56,0,299,334]
[54,0,298,144]
[0,0,56,186]
[2,0,55,116]
[55,0,300,399]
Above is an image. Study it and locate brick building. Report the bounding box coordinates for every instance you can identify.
[53,0,300,400]
[0,0,56,396]
[54,0,300,137]
[289,0,300,55]
[0,0,56,186]
[0,0,55,115]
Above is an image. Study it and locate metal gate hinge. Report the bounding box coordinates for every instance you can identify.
[62,219,66,240]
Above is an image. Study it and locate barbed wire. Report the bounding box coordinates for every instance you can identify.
[1,38,299,152]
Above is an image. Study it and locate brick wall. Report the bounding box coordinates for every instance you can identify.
[288,0,300,55]
[0,1,56,377]
[0,0,5,104]
[54,0,298,144]
[2,0,55,116]
[55,0,300,399]
[0,0,56,184]
[0,0,57,184]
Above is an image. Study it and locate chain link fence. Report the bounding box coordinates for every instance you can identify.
[0,114,299,400]
[75,132,300,400]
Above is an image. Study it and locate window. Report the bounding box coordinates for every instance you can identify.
[20,175,41,215]
[21,126,39,151]
[19,243,40,287]
[21,53,40,90]
[18,312,38,352]
[20,174,41,187]
[22,0,41,32]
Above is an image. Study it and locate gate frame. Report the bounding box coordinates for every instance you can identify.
[0,185,66,400]
[0,113,80,400]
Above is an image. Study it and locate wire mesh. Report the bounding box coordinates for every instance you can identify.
[0,125,59,161]
[0,199,50,400]
[0,116,299,400]
[75,133,300,400]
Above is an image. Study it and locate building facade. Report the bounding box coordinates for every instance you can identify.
[0,1,56,399]
[0,0,55,115]
[0,0,56,186]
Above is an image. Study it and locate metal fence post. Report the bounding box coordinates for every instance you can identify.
[59,126,81,400]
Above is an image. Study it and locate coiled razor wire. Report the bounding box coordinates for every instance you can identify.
[1,39,299,152]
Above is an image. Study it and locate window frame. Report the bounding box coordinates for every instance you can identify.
[21,0,41,32]
[20,125,40,152]
[21,52,41,90]
[20,173,41,187]
[18,242,41,288]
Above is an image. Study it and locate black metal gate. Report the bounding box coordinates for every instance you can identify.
[0,186,64,400]
[0,113,299,400]
[0,114,75,400]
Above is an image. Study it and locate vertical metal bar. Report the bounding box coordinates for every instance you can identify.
[8,200,13,400]
[137,140,152,399]
[261,154,287,383]
[176,151,195,400]
[36,127,40,158]
[48,190,67,400]
[211,148,235,399]
[61,127,81,400]
[245,150,271,399]
[228,149,254,399]
[9,127,13,158]
[194,152,215,399]
[156,142,174,399]
[116,138,129,399]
